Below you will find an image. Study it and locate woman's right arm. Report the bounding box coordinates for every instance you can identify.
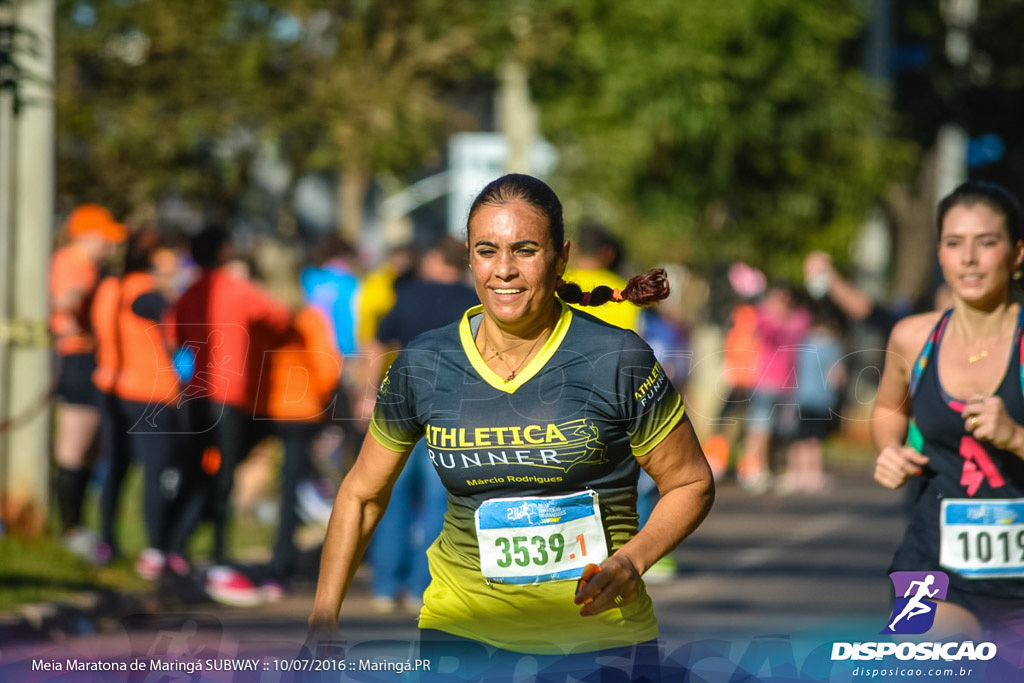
[308,433,411,636]
[872,315,934,489]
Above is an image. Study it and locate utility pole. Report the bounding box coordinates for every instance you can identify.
[2,0,55,536]
[0,0,15,536]
[496,57,536,175]
[496,4,537,175]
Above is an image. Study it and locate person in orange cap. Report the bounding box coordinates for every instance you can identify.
[49,203,126,563]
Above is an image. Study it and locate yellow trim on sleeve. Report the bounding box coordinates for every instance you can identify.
[367,414,417,453]
[631,395,685,457]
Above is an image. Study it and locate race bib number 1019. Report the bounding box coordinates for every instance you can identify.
[475,490,608,584]
[939,498,1024,579]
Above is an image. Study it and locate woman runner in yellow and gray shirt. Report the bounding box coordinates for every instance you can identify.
[309,174,714,672]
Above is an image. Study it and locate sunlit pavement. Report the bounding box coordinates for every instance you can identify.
[654,460,904,642]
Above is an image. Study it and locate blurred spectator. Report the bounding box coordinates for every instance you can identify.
[301,235,363,468]
[302,235,361,356]
[49,204,126,562]
[562,221,641,331]
[803,250,952,509]
[166,226,292,571]
[356,243,419,349]
[777,303,846,494]
[804,249,954,339]
[738,281,811,494]
[151,245,194,301]
[801,251,954,338]
[364,235,478,612]
[704,262,766,479]
[91,227,187,576]
[640,305,691,390]
[216,238,344,604]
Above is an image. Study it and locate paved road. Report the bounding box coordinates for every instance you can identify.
[1,460,910,678]
[654,461,905,642]
[146,460,906,640]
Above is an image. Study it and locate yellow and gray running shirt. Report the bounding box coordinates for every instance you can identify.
[368,301,684,654]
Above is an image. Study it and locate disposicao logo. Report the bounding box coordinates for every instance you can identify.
[882,570,949,635]
[830,569,998,666]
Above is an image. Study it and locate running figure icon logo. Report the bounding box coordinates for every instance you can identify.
[882,571,950,635]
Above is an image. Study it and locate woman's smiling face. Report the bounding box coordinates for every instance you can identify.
[938,202,1024,307]
[467,200,569,333]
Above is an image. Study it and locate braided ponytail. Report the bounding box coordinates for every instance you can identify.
[557,268,670,307]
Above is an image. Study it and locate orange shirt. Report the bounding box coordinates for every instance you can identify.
[171,268,292,407]
[90,273,181,404]
[90,276,121,393]
[249,307,342,422]
[114,272,180,404]
[721,303,760,390]
[50,243,99,355]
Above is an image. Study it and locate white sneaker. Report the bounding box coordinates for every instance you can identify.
[296,480,335,524]
[738,471,773,495]
[62,528,99,561]
[261,581,285,603]
[135,548,166,580]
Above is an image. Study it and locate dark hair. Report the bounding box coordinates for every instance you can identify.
[311,233,357,269]
[191,225,230,269]
[123,226,161,274]
[576,221,625,272]
[467,173,565,245]
[937,180,1023,244]
[431,234,469,270]
[557,269,671,307]
[467,174,670,308]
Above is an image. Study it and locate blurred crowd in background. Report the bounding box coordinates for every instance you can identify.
[44,193,949,611]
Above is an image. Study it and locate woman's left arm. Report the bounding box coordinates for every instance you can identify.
[575,416,714,616]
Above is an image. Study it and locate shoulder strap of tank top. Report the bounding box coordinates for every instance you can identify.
[1015,304,1024,396]
[909,309,953,399]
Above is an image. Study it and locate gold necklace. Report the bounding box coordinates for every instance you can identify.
[485,335,544,382]
[952,310,1015,364]
[483,337,534,362]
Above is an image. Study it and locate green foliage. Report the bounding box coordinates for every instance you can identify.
[53,0,922,272]
[55,0,491,223]
[0,534,106,611]
[528,0,915,276]
[56,1,246,215]
[0,465,276,612]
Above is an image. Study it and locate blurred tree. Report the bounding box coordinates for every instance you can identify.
[57,0,1020,292]
[55,0,488,238]
[56,1,246,222]
[253,0,485,241]
[522,0,916,278]
[885,0,1024,306]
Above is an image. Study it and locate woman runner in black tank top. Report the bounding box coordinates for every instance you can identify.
[874,181,1024,642]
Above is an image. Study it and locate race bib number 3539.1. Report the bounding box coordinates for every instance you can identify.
[475,490,609,584]
[939,498,1024,579]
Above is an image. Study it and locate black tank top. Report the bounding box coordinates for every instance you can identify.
[896,308,1024,598]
